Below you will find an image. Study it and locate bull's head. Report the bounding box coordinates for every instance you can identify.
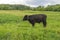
[23,15,29,21]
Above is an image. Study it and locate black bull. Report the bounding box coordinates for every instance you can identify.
[23,14,47,27]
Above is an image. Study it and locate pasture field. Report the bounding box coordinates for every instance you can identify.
[0,10,60,40]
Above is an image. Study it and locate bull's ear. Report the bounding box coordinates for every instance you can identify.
[25,15,29,19]
[27,15,29,20]
[25,15,28,17]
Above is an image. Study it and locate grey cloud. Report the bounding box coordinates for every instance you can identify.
[26,0,59,6]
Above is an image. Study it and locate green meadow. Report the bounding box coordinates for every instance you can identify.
[0,10,60,40]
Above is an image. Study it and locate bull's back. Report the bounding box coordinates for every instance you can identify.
[29,14,47,22]
[29,14,47,19]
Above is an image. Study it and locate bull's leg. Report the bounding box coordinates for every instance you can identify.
[29,20,35,27]
[43,21,47,27]
[32,23,35,27]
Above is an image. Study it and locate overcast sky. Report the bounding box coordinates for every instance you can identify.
[0,0,60,7]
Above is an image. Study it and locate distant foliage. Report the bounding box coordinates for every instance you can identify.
[34,4,60,11]
[45,4,60,11]
[0,4,60,11]
[32,6,45,11]
[0,4,31,10]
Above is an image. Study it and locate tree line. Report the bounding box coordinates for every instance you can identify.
[0,4,31,10]
[33,4,60,11]
[0,4,60,11]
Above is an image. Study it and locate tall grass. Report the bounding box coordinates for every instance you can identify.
[0,10,60,40]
